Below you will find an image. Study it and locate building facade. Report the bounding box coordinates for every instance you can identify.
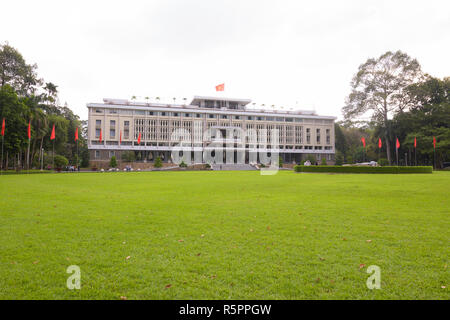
[87,96,336,166]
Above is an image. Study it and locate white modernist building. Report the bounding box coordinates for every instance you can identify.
[87,96,336,166]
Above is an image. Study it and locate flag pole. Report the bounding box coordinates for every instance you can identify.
[396,137,399,166]
[52,139,55,172]
[27,138,30,173]
[434,147,436,170]
[1,135,3,175]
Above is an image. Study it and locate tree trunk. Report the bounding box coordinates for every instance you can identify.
[38,136,44,165]
[383,102,392,165]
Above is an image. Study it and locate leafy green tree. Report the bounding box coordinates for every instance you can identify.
[335,152,344,165]
[343,51,423,164]
[0,43,40,95]
[110,156,117,168]
[54,155,68,169]
[0,85,28,168]
[154,156,162,168]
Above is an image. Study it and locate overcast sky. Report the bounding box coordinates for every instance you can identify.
[2,0,449,120]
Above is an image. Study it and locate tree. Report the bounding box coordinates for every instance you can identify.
[0,85,28,168]
[0,43,40,96]
[392,77,449,167]
[54,155,68,170]
[154,156,162,168]
[110,156,117,168]
[343,51,423,164]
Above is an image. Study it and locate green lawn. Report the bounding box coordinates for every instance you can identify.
[0,171,448,299]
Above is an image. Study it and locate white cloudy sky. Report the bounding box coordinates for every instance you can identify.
[1,0,449,120]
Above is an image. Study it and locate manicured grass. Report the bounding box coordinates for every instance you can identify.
[0,171,448,299]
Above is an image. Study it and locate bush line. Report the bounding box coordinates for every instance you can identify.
[293,165,433,174]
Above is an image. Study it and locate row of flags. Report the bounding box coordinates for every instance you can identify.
[1,116,439,150]
[361,136,437,149]
[1,117,78,142]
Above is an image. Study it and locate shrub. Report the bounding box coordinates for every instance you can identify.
[154,156,162,168]
[378,158,389,166]
[54,155,68,169]
[179,161,187,168]
[293,165,433,174]
[109,156,117,168]
[335,152,344,166]
[279,156,283,168]
[321,158,327,165]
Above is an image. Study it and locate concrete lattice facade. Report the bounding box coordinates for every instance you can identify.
[87,96,336,166]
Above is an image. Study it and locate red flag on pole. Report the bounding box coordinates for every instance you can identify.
[119,130,122,145]
[378,138,382,149]
[215,83,224,91]
[361,137,366,148]
[414,137,417,148]
[433,136,436,149]
[137,132,141,145]
[99,129,102,143]
[396,138,400,149]
[2,118,6,137]
[75,127,79,141]
[27,121,31,140]
[50,124,55,140]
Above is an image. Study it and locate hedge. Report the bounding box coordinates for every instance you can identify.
[293,165,433,174]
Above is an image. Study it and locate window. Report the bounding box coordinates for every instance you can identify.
[326,129,331,144]
[306,128,311,144]
[246,116,254,120]
[285,118,293,122]
[172,112,179,117]
[95,120,101,138]
[316,128,321,143]
[108,109,118,114]
[196,113,202,118]
[134,110,145,115]
[110,120,116,138]
[257,116,264,121]
[221,114,229,119]
[95,109,103,113]
[109,151,115,158]
[234,115,241,120]
[208,114,215,119]
[95,150,100,159]
[160,111,166,116]
[184,113,191,117]
[148,111,155,116]
[124,121,130,139]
